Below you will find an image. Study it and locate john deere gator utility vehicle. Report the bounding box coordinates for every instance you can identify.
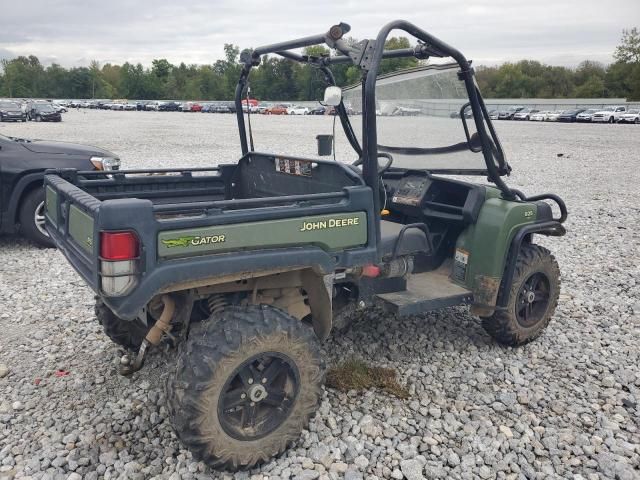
[44,20,567,470]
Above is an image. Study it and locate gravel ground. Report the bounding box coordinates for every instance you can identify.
[0,111,639,480]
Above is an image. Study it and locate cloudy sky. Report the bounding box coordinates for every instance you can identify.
[1,0,638,68]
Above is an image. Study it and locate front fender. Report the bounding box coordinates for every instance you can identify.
[453,192,565,315]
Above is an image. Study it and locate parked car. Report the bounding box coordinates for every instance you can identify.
[210,104,232,113]
[240,103,261,113]
[592,106,627,123]
[28,103,62,122]
[0,101,27,122]
[575,109,598,122]
[512,108,539,121]
[558,109,586,123]
[159,102,181,112]
[488,110,499,120]
[309,105,327,115]
[287,105,310,115]
[145,101,160,111]
[0,133,120,246]
[450,109,473,119]
[265,104,289,115]
[617,109,640,124]
[256,103,272,114]
[498,106,524,120]
[530,111,550,121]
[545,110,563,122]
[52,103,67,113]
[191,104,203,112]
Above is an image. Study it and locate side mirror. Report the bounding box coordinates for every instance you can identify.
[323,86,342,107]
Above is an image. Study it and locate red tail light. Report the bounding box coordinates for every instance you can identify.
[362,264,381,278]
[100,231,139,260]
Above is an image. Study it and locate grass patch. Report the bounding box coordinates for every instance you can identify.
[326,358,409,399]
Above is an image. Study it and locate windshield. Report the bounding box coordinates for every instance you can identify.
[627,109,639,114]
[0,102,20,109]
[36,104,54,112]
[343,63,501,173]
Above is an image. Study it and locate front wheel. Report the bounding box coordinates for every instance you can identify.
[608,116,614,124]
[166,305,325,470]
[481,244,560,346]
[35,115,42,122]
[19,188,54,248]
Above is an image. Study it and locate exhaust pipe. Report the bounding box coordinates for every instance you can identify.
[119,295,175,376]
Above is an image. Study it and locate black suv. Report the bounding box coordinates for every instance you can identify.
[27,103,62,122]
[0,101,27,122]
[158,101,182,111]
[0,133,120,246]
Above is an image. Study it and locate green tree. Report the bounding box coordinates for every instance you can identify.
[614,27,640,63]
[89,60,101,98]
[379,37,419,75]
[151,59,172,80]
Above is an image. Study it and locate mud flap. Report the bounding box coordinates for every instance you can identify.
[301,270,333,340]
[469,274,501,317]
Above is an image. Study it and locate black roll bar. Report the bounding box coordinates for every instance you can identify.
[358,20,518,256]
[235,20,517,260]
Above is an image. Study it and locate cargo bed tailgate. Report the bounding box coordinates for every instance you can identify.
[44,173,102,291]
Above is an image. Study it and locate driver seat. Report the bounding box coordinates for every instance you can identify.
[379,220,431,258]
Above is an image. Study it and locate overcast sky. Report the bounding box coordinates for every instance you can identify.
[1,0,638,68]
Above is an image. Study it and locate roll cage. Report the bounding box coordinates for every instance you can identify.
[235,20,515,247]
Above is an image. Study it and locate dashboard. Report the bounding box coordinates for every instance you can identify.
[391,176,431,206]
[385,172,486,224]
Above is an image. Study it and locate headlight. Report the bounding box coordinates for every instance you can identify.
[91,156,121,171]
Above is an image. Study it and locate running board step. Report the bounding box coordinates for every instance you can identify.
[375,270,473,316]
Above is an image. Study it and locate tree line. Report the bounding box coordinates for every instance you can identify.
[1,28,638,101]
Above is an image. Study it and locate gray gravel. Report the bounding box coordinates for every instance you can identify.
[1,111,639,479]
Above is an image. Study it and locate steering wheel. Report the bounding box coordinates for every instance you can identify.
[352,152,394,174]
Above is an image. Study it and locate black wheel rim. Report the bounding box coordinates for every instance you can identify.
[516,272,551,327]
[218,352,300,441]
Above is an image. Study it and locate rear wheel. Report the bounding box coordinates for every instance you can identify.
[19,188,54,248]
[482,244,560,346]
[166,305,325,470]
[95,297,152,351]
